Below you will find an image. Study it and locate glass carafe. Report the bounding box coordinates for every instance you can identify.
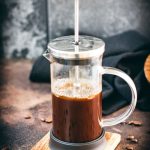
[43,35,137,143]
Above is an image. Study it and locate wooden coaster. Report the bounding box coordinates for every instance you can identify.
[144,55,150,83]
[31,132,121,150]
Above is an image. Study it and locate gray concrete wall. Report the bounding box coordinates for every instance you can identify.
[48,0,150,40]
[1,0,150,59]
[1,0,47,59]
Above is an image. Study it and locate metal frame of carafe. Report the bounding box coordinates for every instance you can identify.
[49,129,107,150]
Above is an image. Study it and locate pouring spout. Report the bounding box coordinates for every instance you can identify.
[43,49,51,62]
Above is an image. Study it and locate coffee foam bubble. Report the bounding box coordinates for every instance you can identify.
[52,79,101,99]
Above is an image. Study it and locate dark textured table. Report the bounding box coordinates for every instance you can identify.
[0,60,150,150]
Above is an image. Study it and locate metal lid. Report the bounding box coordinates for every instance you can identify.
[48,35,105,60]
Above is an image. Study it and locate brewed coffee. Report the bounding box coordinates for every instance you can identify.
[52,79,102,143]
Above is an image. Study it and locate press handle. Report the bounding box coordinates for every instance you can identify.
[100,67,137,127]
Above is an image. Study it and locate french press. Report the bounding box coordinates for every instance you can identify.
[43,35,137,150]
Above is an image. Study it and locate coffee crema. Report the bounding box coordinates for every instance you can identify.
[52,79,102,143]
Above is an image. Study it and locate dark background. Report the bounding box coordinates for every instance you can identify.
[0,0,150,59]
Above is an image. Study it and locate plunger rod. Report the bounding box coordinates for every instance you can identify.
[74,0,79,44]
[74,0,80,86]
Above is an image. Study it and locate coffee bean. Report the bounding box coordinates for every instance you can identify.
[126,135,135,140]
[128,121,142,126]
[130,138,138,143]
[45,117,52,123]
[120,121,127,125]
[126,135,138,144]
[40,118,45,122]
[24,115,31,119]
[125,145,134,150]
